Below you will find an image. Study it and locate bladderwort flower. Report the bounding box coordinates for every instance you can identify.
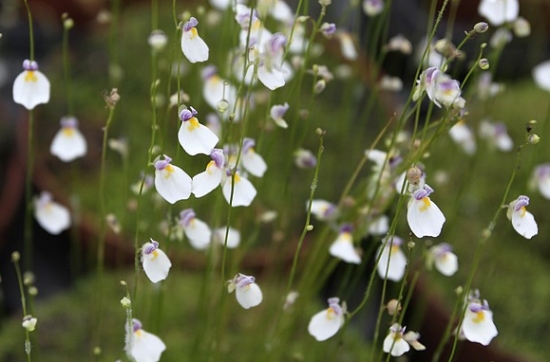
[255,32,289,90]
[378,75,403,92]
[222,169,257,207]
[213,226,241,249]
[368,215,389,236]
[383,323,425,356]
[34,191,71,235]
[179,209,212,250]
[192,148,225,198]
[308,297,345,341]
[294,148,317,169]
[320,22,337,39]
[337,31,358,61]
[363,0,384,17]
[478,0,519,26]
[181,17,209,63]
[257,0,294,24]
[270,102,289,128]
[531,164,550,200]
[427,243,458,276]
[449,120,476,155]
[50,116,87,162]
[13,59,50,110]
[227,273,263,309]
[329,224,361,264]
[153,155,192,204]
[310,199,339,222]
[126,319,166,362]
[376,236,407,281]
[141,239,172,283]
[148,29,168,52]
[22,315,38,332]
[532,60,550,92]
[385,34,413,54]
[460,292,498,346]
[241,138,267,177]
[407,184,446,238]
[201,66,238,113]
[178,107,219,156]
[506,195,538,239]
[479,120,513,151]
[413,67,465,108]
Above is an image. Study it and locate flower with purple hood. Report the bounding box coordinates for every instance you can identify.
[181,17,209,63]
[178,107,219,156]
[153,155,192,204]
[506,195,538,239]
[13,59,50,110]
[192,148,226,198]
[407,184,446,238]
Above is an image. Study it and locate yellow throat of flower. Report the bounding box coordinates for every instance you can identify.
[25,71,38,83]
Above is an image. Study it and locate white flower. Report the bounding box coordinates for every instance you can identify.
[479,120,513,151]
[181,17,209,63]
[179,209,212,250]
[532,60,550,92]
[294,148,317,169]
[413,67,464,108]
[461,294,498,346]
[141,239,172,283]
[270,102,289,128]
[337,32,358,60]
[34,191,71,235]
[309,199,339,221]
[126,319,166,362]
[153,155,192,204]
[506,195,538,239]
[407,184,445,238]
[50,116,87,162]
[449,120,476,155]
[478,0,519,26]
[192,148,225,198]
[178,107,219,156]
[308,297,345,341]
[376,236,407,281]
[329,224,361,264]
[532,164,550,200]
[378,75,403,92]
[227,273,263,309]
[241,138,267,177]
[201,66,238,112]
[256,33,288,90]
[222,171,257,207]
[213,226,241,248]
[363,0,384,17]
[385,34,412,54]
[383,324,410,357]
[428,243,458,276]
[13,59,50,110]
[148,29,168,52]
[22,315,38,332]
[368,215,389,236]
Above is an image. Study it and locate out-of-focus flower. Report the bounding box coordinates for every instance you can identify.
[449,120,476,155]
[126,319,166,362]
[363,0,384,17]
[513,17,530,37]
[34,191,71,235]
[460,291,498,346]
[385,34,412,54]
[376,236,407,281]
[310,199,339,221]
[490,28,512,48]
[241,138,267,177]
[213,226,241,248]
[13,59,50,110]
[227,273,263,309]
[532,60,550,92]
[478,0,519,26]
[294,148,317,169]
[141,239,172,283]
[531,164,550,200]
[50,116,87,162]
[378,75,403,92]
[320,23,336,38]
[181,17,209,63]
[308,297,345,341]
[22,315,38,332]
[179,209,212,250]
[427,243,458,276]
[413,67,465,108]
[506,195,538,239]
[337,32,358,61]
[270,102,289,128]
[479,120,513,151]
[329,224,361,264]
[148,30,168,52]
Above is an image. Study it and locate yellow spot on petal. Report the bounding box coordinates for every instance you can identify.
[326,307,335,320]
[390,245,400,255]
[234,173,241,183]
[62,128,75,137]
[25,71,37,82]
[164,164,174,178]
[151,250,159,261]
[187,117,200,131]
[419,197,431,212]
[206,160,216,174]
[473,311,485,323]
[190,28,198,38]
[520,206,526,217]
[134,330,143,337]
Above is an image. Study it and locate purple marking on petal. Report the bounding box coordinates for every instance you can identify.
[235,274,255,288]
[328,297,342,315]
[536,164,550,179]
[268,33,286,55]
[322,23,337,36]
[340,223,353,234]
[424,67,439,85]
[201,65,217,80]
[413,185,434,200]
[242,138,255,153]
[179,109,194,122]
[384,235,403,247]
[37,192,53,208]
[154,156,172,170]
[271,103,289,119]
[211,148,225,168]
[144,240,159,254]
[60,116,78,128]
[434,243,452,256]
[389,156,402,168]
[23,59,38,71]
[183,17,199,32]
[225,168,232,177]
[469,302,484,313]
[513,195,529,211]
[144,175,154,187]
[132,319,142,332]
[179,208,196,227]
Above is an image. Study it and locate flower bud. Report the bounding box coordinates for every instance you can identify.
[478,58,490,70]
[386,299,402,315]
[513,17,530,38]
[406,166,422,186]
[473,22,488,34]
[22,315,38,332]
[121,296,132,308]
[314,79,326,94]
[11,251,20,262]
[148,30,168,51]
[528,134,540,144]
[28,286,38,296]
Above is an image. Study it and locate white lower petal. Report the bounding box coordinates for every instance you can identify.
[214,227,241,248]
[178,123,219,156]
[130,329,166,362]
[155,166,192,204]
[142,249,172,283]
[478,0,519,26]
[407,197,446,238]
[435,253,458,276]
[242,151,267,177]
[50,128,87,162]
[223,175,257,207]
[181,32,209,63]
[185,219,212,250]
[192,167,223,198]
[533,60,550,92]
[329,234,361,264]
[257,65,285,90]
[13,70,50,110]
[462,309,498,346]
[376,246,407,281]
[511,210,538,239]
[236,283,263,309]
[383,335,410,357]
[308,308,343,341]
[34,201,71,235]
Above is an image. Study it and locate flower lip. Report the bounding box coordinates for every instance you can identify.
[211,148,225,168]
[183,17,199,32]
[327,297,342,315]
[144,239,159,254]
[179,208,196,226]
[179,106,198,122]
[513,195,529,211]
[154,155,172,170]
[23,59,39,71]
[235,273,255,288]
[412,185,434,200]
